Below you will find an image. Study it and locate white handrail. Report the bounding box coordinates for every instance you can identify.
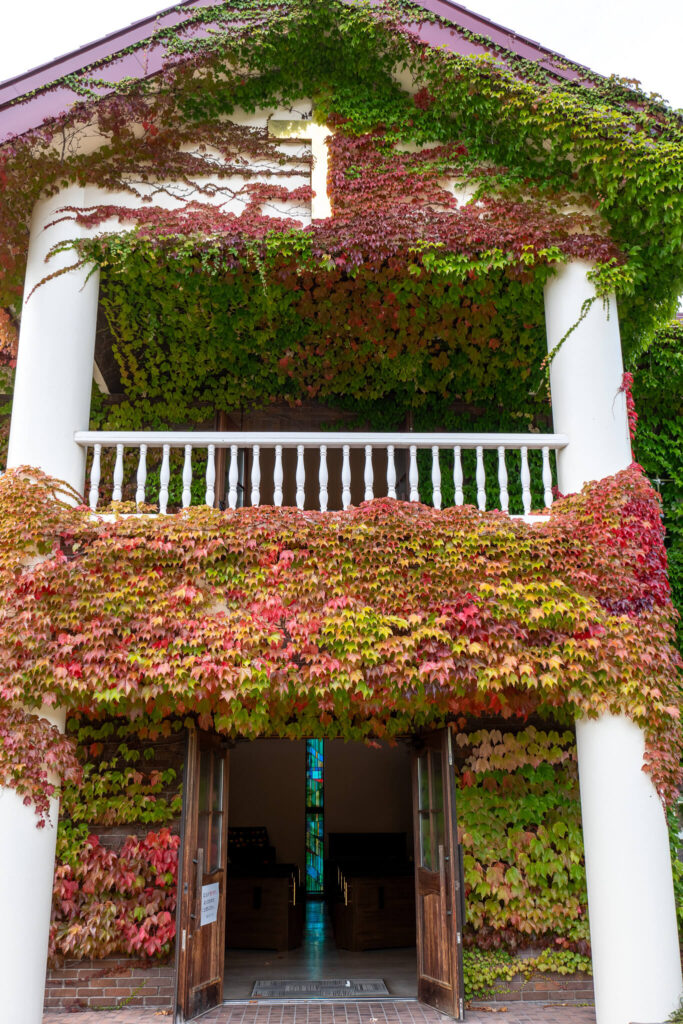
[75,430,567,514]
[76,430,567,449]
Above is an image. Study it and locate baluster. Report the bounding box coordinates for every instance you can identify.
[89,443,101,511]
[159,444,170,514]
[274,445,283,506]
[205,444,216,507]
[319,446,328,512]
[296,445,306,509]
[182,444,193,508]
[342,445,351,509]
[542,446,553,508]
[135,444,147,507]
[476,445,486,511]
[521,445,531,515]
[251,445,261,507]
[228,444,239,510]
[113,444,124,503]
[364,445,374,501]
[386,445,397,499]
[431,446,441,510]
[497,446,509,513]
[409,445,419,502]
[453,446,463,506]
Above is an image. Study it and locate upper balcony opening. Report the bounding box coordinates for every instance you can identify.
[83,229,565,516]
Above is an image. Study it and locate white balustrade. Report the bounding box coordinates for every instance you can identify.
[364,445,374,501]
[454,445,463,506]
[182,445,192,509]
[319,446,328,512]
[542,446,553,509]
[205,444,216,507]
[521,445,531,516]
[476,445,486,511]
[89,443,101,511]
[113,444,124,503]
[251,445,261,507]
[76,430,567,517]
[296,445,306,510]
[228,444,239,510]
[159,445,170,515]
[342,445,351,509]
[497,445,508,513]
[431,446,441,510]
[274,445,283,507]
[387,445,397,500]
[409,445,419,502]
[136,444,147,507]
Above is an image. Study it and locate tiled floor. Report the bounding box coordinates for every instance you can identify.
[42,999,597,1024]
[225,902,417,999]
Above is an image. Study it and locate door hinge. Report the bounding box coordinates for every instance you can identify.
[456,931,461,944]
[181,929,186,952]
[459,996,464,1019]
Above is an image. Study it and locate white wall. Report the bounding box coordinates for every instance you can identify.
[324,740,413,851]
[228,739,413,876]
[229,739,307,872]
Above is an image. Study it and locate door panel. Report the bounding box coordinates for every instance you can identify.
[176,728,229,1021]
[412,729,464,1019]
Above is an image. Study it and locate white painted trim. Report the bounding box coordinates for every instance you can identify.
[75,430,567,449]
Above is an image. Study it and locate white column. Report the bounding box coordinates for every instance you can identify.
[0,706,66,1024]
[545,260,683,1024]
[576,716,682,1024]
[543,259,631,495]
[7,184,100,496]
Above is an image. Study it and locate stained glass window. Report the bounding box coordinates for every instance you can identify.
[305,739,324,895]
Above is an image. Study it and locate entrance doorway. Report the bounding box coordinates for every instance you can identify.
[175,730,463,1022]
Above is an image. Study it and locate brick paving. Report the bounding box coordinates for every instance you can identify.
[43,997,596,1024]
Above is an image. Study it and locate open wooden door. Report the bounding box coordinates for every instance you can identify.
[176,728,229,1021]
[412,728,464,1019]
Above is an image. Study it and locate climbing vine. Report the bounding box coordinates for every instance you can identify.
[462,947,592,1003]
[49,717,184,964]
[628,318,683,644]
[50,825,179,962]
[0,0,681,356]
[456,727,588,949]
[0,0,680,982]
[0,463,680,825]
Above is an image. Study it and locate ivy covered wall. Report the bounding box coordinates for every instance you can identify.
[50,719,184,963]
[0,0,680,990]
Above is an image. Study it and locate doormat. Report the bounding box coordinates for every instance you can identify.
[251,979,390,999]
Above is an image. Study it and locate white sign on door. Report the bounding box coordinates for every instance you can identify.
[200,882,220,926]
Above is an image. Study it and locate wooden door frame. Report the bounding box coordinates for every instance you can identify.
[174,726,230,1023]
[412,727,465,1019]
[172,725,463,1019]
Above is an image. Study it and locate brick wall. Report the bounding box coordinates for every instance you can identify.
[470,968,594,1004]
[44,957,175,1011]
[90,731,185,849]
[44,961,593,1011]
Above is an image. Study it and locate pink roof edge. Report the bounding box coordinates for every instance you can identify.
[0,0,597,144]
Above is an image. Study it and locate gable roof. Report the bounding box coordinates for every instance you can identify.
[0,0,593,144]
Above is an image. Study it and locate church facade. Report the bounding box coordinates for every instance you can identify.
[0,3,681,1024]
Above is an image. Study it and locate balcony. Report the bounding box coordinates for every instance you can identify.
[76,430,567,516]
